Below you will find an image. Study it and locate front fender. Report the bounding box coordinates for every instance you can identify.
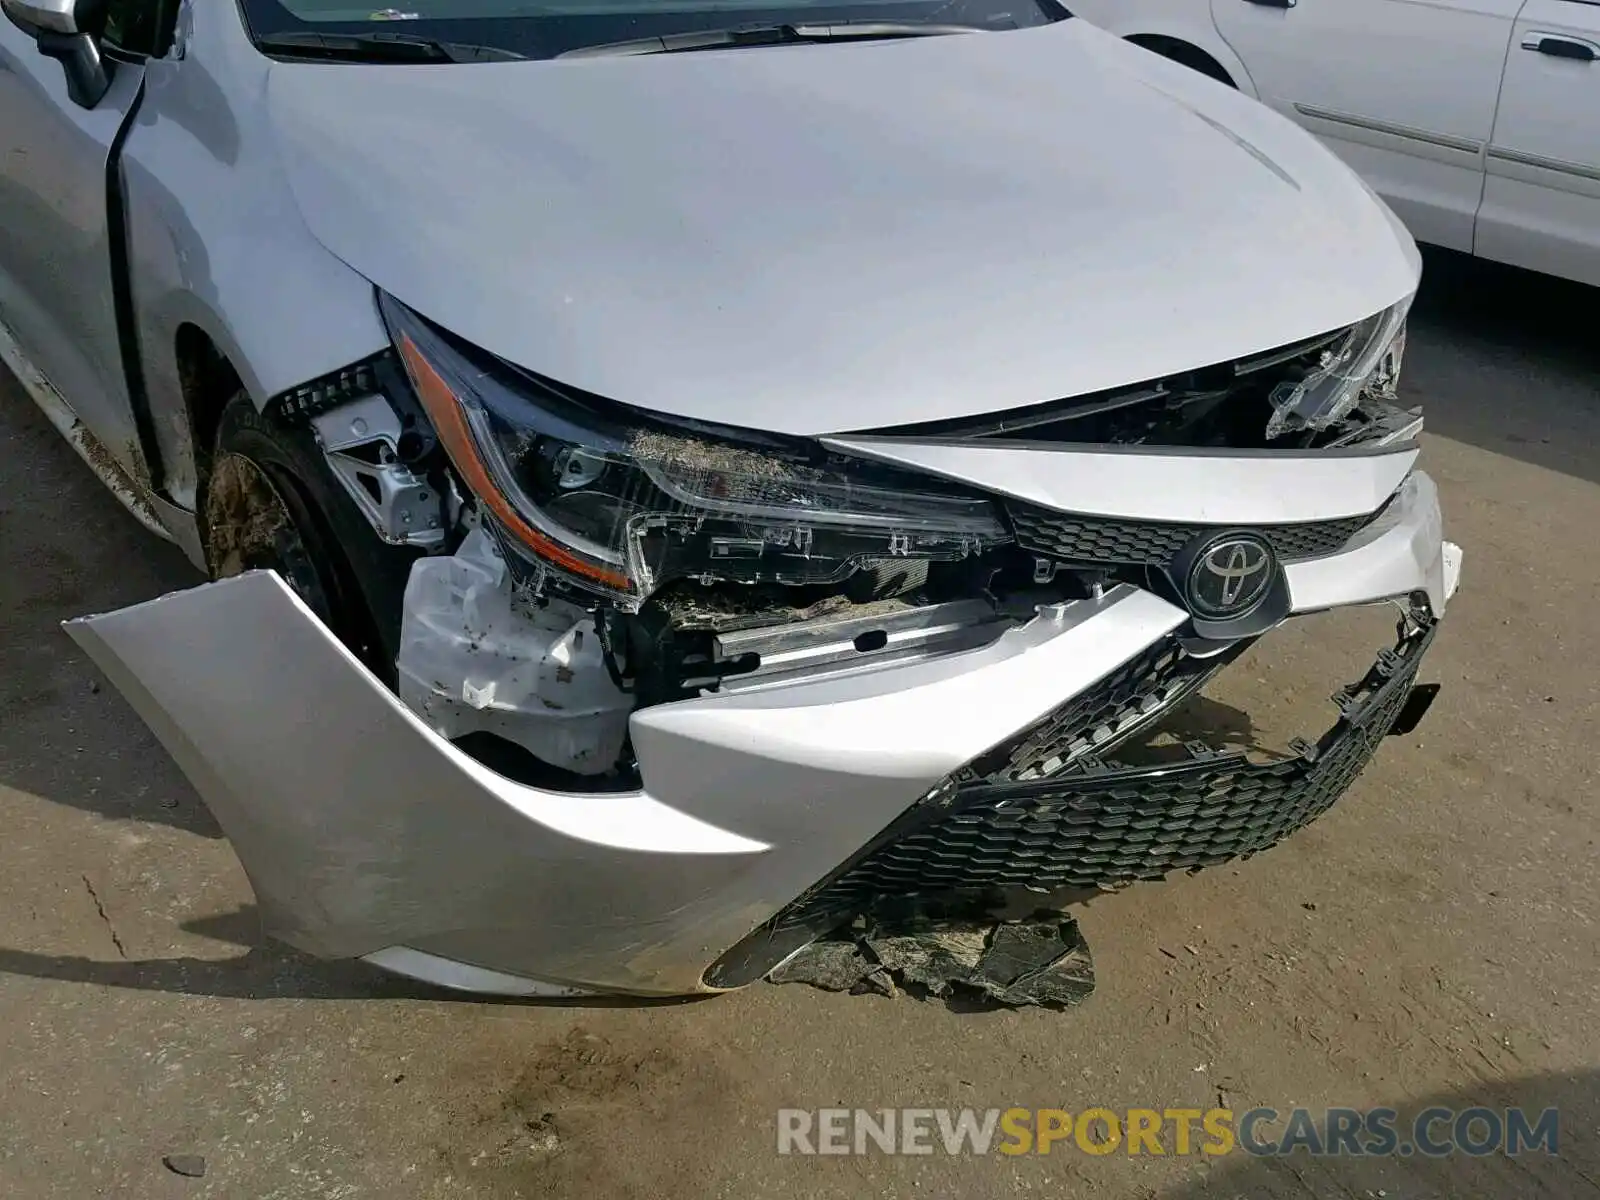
[120,8,388,511]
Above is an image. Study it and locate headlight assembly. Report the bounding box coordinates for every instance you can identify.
[380,294,1008,605]
[1266,294,1411,439]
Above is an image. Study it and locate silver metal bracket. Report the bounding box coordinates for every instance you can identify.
[710,598,1011,691]
[311,395,445,549]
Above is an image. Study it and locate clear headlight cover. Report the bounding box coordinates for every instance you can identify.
[1266,295,1412,439]
[380,294,1007,605]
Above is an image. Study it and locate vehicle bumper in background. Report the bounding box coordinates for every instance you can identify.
[64,473,1461,997]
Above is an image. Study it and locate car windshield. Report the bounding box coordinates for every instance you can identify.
[238,0,1067,60]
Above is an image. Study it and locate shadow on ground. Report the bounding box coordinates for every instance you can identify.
[0,903,705,1007]
[1407,247,1600,486]
[1162,1066,1600,1200]
[0,376,207,836]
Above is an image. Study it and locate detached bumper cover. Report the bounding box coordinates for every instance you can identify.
[761,619,1435,940]
[65,573,1192,996]
[65,470,1460,997]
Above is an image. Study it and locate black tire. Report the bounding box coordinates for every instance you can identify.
[200,392,421,682]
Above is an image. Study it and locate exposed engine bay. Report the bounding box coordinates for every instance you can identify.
[283,296,1425,787]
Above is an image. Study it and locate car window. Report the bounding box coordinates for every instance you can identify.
[241,0,1068,59]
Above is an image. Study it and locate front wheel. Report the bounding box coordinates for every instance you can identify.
[200,392,418,681]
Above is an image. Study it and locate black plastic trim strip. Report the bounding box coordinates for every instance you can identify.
[105,71,166,490]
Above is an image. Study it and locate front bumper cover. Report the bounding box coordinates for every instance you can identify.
[64,470,1460,997]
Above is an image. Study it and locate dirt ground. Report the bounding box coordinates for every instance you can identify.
[1,250,1597,1200]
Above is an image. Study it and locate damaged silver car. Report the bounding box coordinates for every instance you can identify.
[3,0,1460,998]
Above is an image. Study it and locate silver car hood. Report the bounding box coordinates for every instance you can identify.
[267,19,1419,436]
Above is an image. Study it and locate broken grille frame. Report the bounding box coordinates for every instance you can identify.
[702,628,1237,987]
[705,612,1437,989]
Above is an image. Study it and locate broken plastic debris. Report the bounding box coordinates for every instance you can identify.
[396,528,631,774]
[768,912,1094,1009]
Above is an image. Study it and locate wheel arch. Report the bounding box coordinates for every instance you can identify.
[1070,2,1261,98]
[174,322,244,499]
[1125,33,1241,89]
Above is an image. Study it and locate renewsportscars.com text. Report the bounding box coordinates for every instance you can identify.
[776,1106,1559,1158]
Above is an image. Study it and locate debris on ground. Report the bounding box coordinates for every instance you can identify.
[768,910,1094,1009]
[161,1154,206,1178]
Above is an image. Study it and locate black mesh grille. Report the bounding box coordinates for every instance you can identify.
[964,637,1243,784]
[1008,504,1381,567]
[775,622,1433,931]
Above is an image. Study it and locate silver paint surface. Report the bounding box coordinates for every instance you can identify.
[266,20,1419,434]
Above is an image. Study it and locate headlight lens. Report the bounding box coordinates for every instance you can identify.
[1266,295,1411,439]
[381,294,1007,604]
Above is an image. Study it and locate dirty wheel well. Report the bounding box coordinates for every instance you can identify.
[176,324,244,488]
[1125,35,1237,88]
[204,390,415,682]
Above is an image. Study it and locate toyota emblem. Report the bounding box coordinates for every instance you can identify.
[1185,534,1275,619]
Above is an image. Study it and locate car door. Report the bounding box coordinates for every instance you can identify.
[1477,0,1600,284]
[1210,0,1523,253]
[0,3,148,481]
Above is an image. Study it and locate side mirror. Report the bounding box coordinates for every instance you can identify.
[1,0,113,110]
[2,0,81,34]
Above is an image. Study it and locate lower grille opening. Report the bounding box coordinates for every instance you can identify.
[706,607,1438,988]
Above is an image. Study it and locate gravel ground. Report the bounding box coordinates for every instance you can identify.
[1,250,1596,1199]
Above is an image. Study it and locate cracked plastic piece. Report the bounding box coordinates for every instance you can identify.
[396,528,631,774]
[768,910,1095,1009]
[1266,296,1411,439]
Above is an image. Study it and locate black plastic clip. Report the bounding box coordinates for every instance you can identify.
[1330,687,1361,719]
[1288,736,1319,763]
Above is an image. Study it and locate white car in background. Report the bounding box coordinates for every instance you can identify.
[1068,0,1600,286]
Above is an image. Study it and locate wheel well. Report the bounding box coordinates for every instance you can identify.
[1125,34,1237,88]
[175,324,243,486]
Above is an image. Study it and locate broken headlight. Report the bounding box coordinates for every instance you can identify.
[1266,294,1411,439]
[381,294,1007,605]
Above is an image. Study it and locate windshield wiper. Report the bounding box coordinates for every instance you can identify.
[255,31,526,63]
[559,22,989,58]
